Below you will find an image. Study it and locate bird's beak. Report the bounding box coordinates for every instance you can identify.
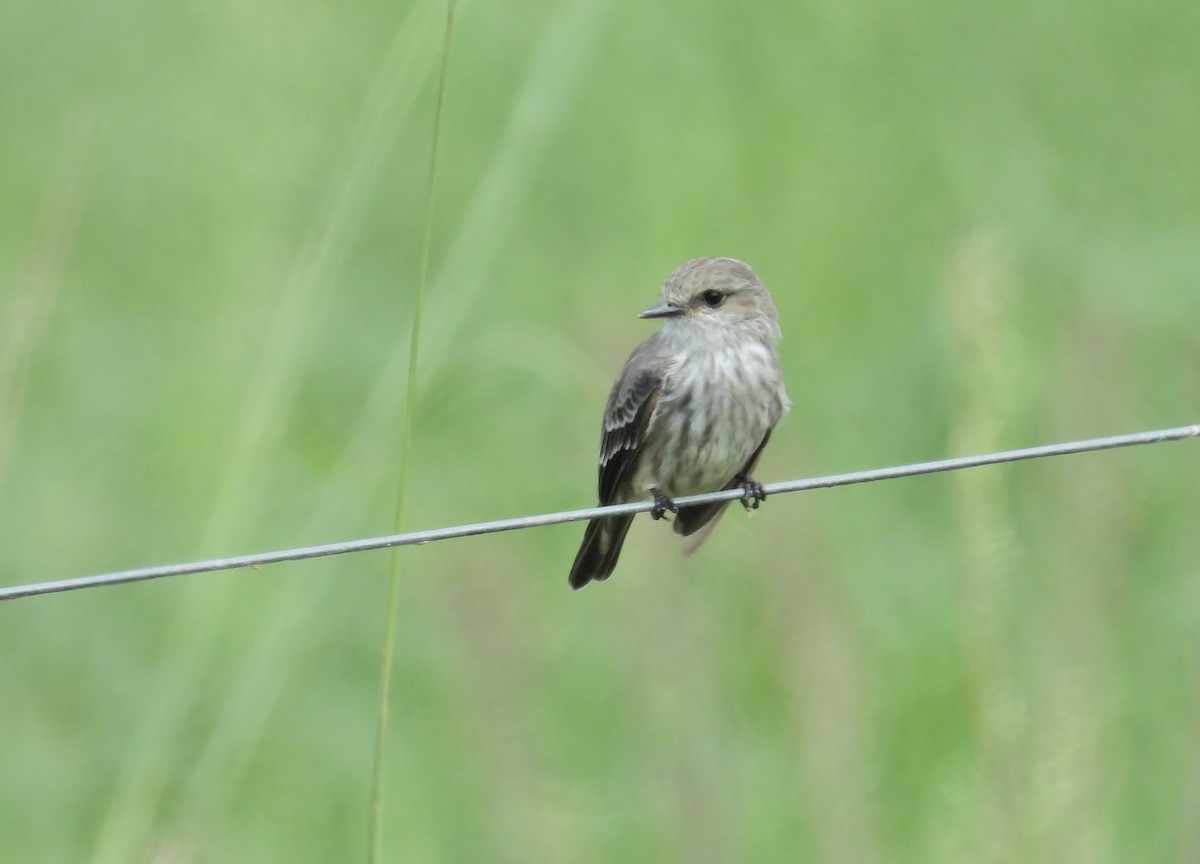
[638,300,685,319]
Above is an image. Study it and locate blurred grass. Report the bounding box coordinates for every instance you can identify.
[2,0,1199,861]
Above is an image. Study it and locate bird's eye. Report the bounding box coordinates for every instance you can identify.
[701,290,724,308]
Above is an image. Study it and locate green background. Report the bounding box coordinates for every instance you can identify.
[2,0,1198,861]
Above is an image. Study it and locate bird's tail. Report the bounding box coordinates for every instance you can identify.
[676,502,731,557]
[568,515,634,589]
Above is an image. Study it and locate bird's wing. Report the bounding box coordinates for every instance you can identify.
[597,336,664,505]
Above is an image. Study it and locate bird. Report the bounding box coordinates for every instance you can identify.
[568,256,790,589]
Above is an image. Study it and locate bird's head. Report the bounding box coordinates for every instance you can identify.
[639,257,781,344]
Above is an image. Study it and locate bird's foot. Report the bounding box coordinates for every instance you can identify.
[736,474,767,511]
[649,488,678,520]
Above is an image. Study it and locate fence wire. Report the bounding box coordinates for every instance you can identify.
[2,423,1197,601]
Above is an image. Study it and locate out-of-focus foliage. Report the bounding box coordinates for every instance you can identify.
[1,0,1198,861]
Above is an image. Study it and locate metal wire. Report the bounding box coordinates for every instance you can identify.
[3,423,1197,601]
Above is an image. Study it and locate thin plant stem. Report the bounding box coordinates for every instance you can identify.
[368,3,457,863]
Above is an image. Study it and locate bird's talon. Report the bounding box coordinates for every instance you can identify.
[737,475,767,511]
[650,488,678,520]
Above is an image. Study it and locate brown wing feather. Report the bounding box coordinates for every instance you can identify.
[569,337,664,589]
[597,336,664,504]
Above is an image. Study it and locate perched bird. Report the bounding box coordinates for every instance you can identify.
[569,256,790,589]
